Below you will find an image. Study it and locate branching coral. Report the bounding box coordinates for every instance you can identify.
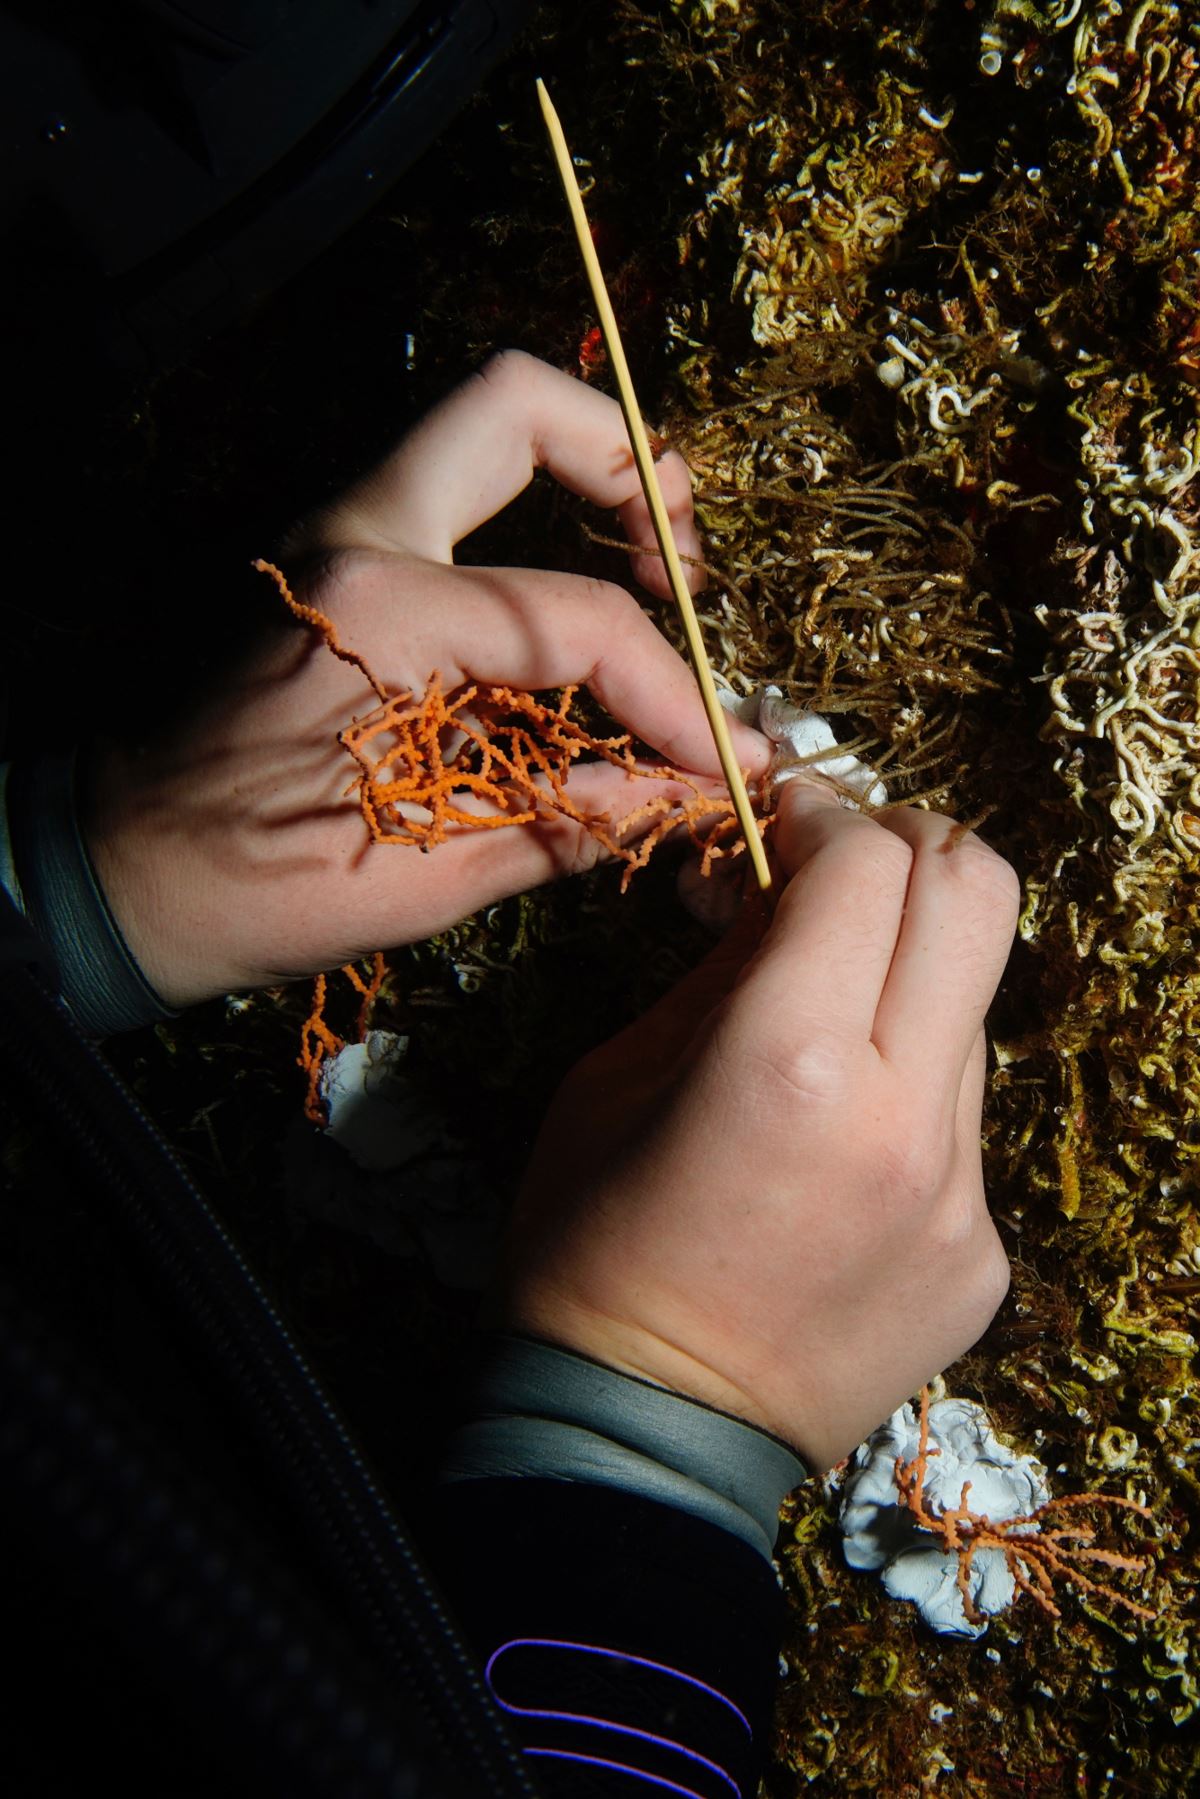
[254,557,748,883]
[339,677,747,878]
[298,954,387,1123]
[894,1387,1156,1630]
[255,557,758,1123]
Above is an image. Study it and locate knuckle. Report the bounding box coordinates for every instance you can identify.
[933,1203,1011,1314]
[762,1031,853,1108]
[977,1231,1012,1315]
[866,829,916,892]
[651,725,692,768]
[948,837,1022,921]
[584,574,639,625]
[478,347,533,392]
[879,1131,952,1210]
[301,547,383,627]
[564,825,607,880]
[317,546,368,595]
[779,799,915,887]
[949,1224,1013,1339]
[279,549,353,617]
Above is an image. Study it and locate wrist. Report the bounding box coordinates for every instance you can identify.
[4,751,180,1035]
[85,806,191,1011]
[439,1330,807,1564]
[488,1288,795,1453]
[84,745,232,1012]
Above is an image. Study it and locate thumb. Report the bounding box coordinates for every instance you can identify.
[772,774,852,876]
[626,890,771,1062]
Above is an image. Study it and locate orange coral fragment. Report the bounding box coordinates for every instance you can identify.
[298,972,345,1125]
[254,558,386,700]
[343,950,388,1039]
[340,675,758,889]
[895,1387,1155,1627]
[297,954,389,1124]
[255,557,767,891]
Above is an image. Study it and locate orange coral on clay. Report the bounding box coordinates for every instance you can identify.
[895,1387,1156,1629]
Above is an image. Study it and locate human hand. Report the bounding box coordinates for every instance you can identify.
[492,780,1020,1472]
[85,352,769,1007]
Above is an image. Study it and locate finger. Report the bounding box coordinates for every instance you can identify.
[735,779,913,1042]
[869,809,1020,1088]
[339,788,672,949]
[440,761,725,858]
[616,455,706,601]
[327,351,702,590]
[324,752,740,964]
[576,894,772,1085]
[331,558,770,781]
[955,1031,988,1146]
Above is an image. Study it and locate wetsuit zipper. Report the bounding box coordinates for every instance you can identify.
[0,955,539,1796]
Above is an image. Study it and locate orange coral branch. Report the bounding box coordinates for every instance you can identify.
[298,973,346,1125]
[254,558,388,702]
[297,955,390,1124]
[343,950,388,1038]
[254,555,769,889]
[894,1387,1156,1628]
[341,674,770,889]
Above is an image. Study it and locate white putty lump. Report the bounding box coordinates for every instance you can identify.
[679,684,887,929]
[281,1029,504,1288]
[719,681,888,807]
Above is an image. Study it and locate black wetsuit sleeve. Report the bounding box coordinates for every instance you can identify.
[428,1478,786,1799]
[428,1335,804,1797]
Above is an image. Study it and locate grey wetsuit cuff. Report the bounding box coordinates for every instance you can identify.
[4,753,178,1037]
[438,1334,807,1564]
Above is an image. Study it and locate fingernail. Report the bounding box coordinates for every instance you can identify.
[776,774,843,812]
[728,721,772,776]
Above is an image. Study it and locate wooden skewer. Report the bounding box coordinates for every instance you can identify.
[536,78,771,892]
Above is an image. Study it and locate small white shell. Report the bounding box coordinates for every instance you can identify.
[321,1030,428,1172]
[306,1030,502,1288]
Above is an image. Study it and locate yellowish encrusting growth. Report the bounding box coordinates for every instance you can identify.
[262,1,1200,1783]
[598,0,1198,1782]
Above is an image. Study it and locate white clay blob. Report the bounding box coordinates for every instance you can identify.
[678,684,887,929]
[754,686,887,809]
[321,1030,435,1172]
[839,1396,1051,1639]
[281,1029,504,1288]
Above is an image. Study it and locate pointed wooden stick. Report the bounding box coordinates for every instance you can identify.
[537,78,771,891]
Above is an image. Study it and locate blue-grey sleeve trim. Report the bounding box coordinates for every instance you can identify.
[439,1335,807,1564]
[6,752,178,1037]
[441,1415,784,1561]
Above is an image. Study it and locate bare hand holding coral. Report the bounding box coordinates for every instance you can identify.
[85,351,768,1008]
